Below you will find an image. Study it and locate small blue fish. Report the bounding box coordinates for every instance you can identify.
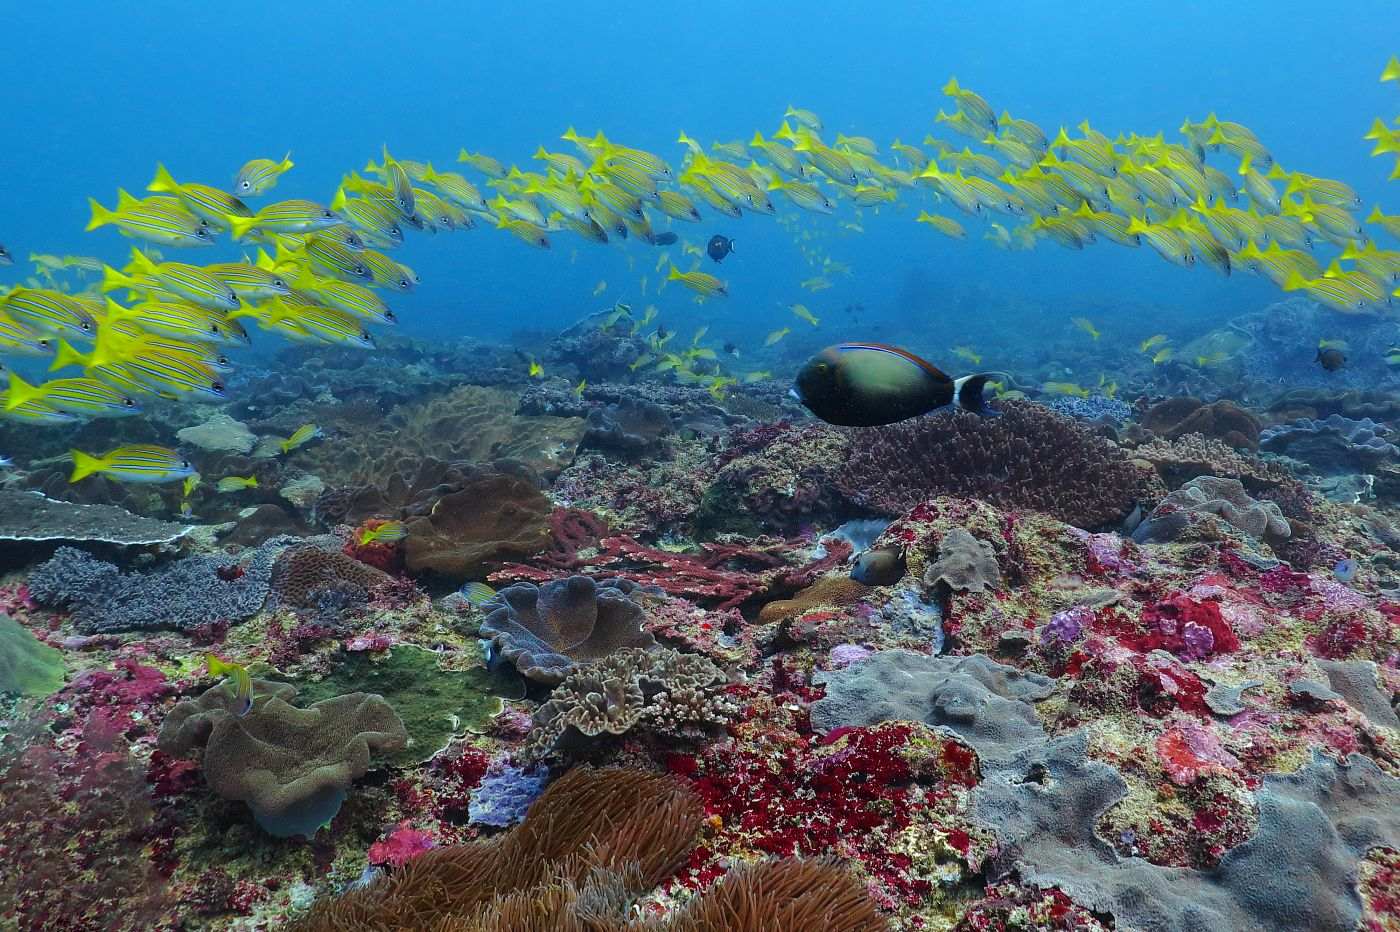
[1333,558,1358,584]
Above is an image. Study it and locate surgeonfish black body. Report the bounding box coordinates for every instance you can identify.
[706,234,734,262]
[792,342,996,427]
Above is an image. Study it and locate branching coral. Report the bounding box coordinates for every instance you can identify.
[479,576,657,684]
[26,541,280,633]
[834,401,1147,529]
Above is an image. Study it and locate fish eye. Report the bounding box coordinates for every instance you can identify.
[273,277,287,288]
[81,320,92,331]
[239,181,251,191]
[124,398,136,407]
[322,210,334,219]
[212,382,225,394]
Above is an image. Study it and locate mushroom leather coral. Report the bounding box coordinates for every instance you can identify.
[402,473,552,581]
[288,766,886,932]
[158,685,406,837]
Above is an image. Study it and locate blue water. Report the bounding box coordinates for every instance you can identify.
[3,1,1397,368]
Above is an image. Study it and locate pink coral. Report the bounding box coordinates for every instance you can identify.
[366,821,436,867]
[1155,720,1242,786]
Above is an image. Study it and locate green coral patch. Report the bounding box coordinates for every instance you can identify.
[288,644,506,765]
[0,614,65,697]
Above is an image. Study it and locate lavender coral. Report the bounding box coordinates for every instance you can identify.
[834,401,1147,529]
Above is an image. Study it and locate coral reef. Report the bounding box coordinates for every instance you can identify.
[835,401,1148,528]
[158,682,406,837]
[0,615,65,697]
[525,647,735,760]
[0,490,192,548]
[402,472,552,582]
[271,544,395,610]
[1141,397,1263,450]
[26,541,280,633]
[922,527,1002,594]
[479,575,656,684]
[287,644,504,764]
[583,397,673,452]
[1131,475,1291,546]
[812,651,1055,769]
[1261,414,1400,474]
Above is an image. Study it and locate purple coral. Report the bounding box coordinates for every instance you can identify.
[1042,607,1088,649]
[467,760,549,828]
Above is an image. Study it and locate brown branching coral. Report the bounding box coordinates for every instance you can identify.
[271,546,394,609]
[833,401,1148,529]
[290,767,887,932]
[525,648,735,761]
[402,472,552,582]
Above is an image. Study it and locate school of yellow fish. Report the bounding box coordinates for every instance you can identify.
[1,58,1398,481]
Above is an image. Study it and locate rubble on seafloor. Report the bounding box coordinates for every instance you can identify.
[1,339,1399,932]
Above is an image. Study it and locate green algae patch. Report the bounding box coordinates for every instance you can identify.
[291,643,504,765]
[0,614,65,697]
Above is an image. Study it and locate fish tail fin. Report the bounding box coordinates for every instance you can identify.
[147,162,178,194]
[667,264,682,280]
[49,339,90,372]
[226,214,258,240]
[280,151,294,172]
[69,449,102,483]
[86,198,115,231]
[953,374,999,417]
[100,264,136,294]
[6,372,38,410]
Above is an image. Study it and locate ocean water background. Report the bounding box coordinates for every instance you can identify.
[2,0,1397,373]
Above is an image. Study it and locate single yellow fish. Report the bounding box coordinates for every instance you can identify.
[1153,347,1175,364]
[573,379,587,398]
[528,360,544,378]
[1043,381,1090,398]
[1071,317,1100,340]
[951,346,982,365]
[216,475,258,493]
[460,582,497,606]
[359,520,408,545]
[207,654,253,716]
[1139,334,1169,353]
[1195,351,1230,367]
[790,303,820,327]
[280,424,322,454]
[764,327,791,346]
[182,472,201,498]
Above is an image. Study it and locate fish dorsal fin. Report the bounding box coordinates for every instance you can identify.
[836,342,951,383]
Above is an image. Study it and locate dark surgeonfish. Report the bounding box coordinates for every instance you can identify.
[706,234,734,262]
[792,342,997,427]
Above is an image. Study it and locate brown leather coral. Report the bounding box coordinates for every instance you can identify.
[757,575,871,625]
[1141,397,1262,450]
[158,683,406,838]
[401,472,552,582]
